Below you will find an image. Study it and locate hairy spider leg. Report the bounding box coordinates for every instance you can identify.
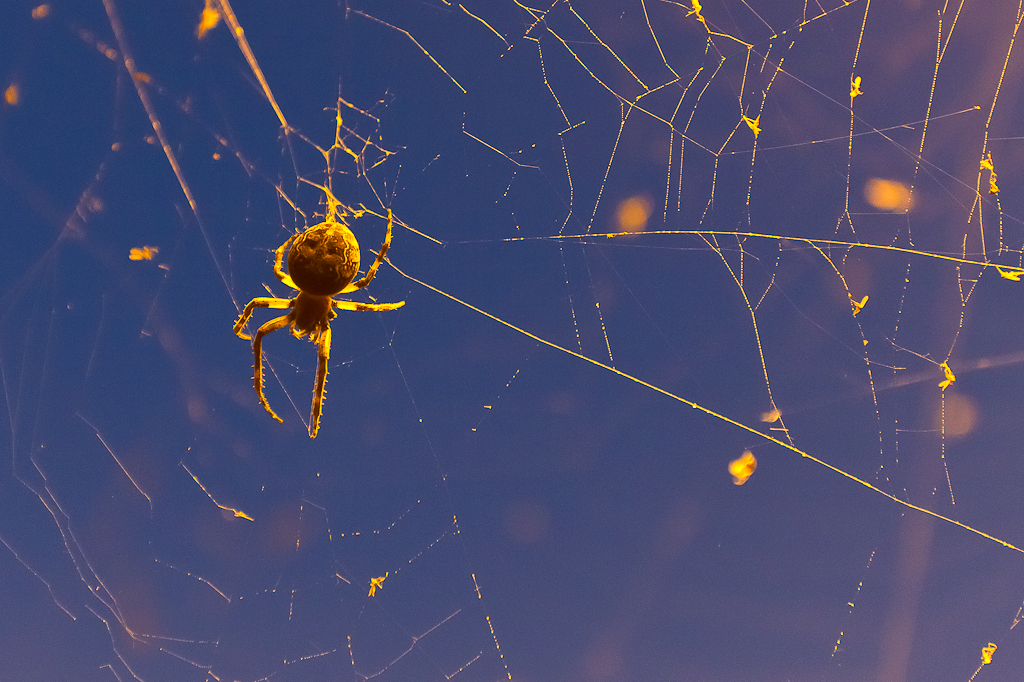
[234,297,296,421]
[252,313,293,423]
[310,325,331,438]
[333,300,405,313]
[233,296,294,339]
[341,209,393,293]
[233,210,404,437]
[308,299,405,437]
[274,235,299,290]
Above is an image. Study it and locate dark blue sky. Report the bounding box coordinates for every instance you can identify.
[3,1,1024,681]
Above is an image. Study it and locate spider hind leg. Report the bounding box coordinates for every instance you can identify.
[309,325,332,438]
[252,314,291,423]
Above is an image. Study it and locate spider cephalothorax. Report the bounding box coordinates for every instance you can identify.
[233,209,404,438]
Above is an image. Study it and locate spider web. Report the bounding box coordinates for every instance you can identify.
[3,0,1024,680]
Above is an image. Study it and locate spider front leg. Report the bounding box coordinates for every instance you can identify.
[342,209,393,293]
[333,300,406,312]
[234,297,295,339]
[273,235,300,290]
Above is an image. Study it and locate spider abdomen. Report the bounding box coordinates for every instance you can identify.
[288,221,360,296]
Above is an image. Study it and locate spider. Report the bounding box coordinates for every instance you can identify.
[233,208,404,438]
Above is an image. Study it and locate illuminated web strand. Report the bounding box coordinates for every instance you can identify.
[101,0,236,311]
[78,413,152,510]
[702,49,791,443]
[806,243,887,478]
[832,548,875,660]
[739,106,981,155]
[347,9,466,94]
[567,3,648,90]
[903,11,942,252]
[705,237,792,445]
[533,14,712,152]
[179,463,254,521]
[458,4,509,49]
[842,0,870,216]
[639,0,680,81]
[502,230,1024,273]
[462,125,540,169]
[390,261,1024,555]
[214,0,289,129]
[834,0,882,484]
[154,560,231,603]
[969,0,1023,254]
[0,532,78,619]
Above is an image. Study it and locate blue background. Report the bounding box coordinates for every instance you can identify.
[3,1,1024,681]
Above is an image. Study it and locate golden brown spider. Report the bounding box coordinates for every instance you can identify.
[233,209,404,438]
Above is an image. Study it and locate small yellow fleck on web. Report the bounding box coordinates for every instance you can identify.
[981,153,999,194]
[196,0,221,39]
[995,265,1024,281]
[368,573,388,597]
[938,362,956,390]
[728,451,757,485]
[129,246,159,261]
[686,0,706,27]
[980,642,996,665]
[742,114,760,138]
[849,75,863,100]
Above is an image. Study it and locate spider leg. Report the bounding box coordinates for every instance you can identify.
[332,299,406,312]
[252,314,293,423]
[341,208,393,293]
[309,325,331,439]
[274,235,300,290]
[234,297,295,340]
